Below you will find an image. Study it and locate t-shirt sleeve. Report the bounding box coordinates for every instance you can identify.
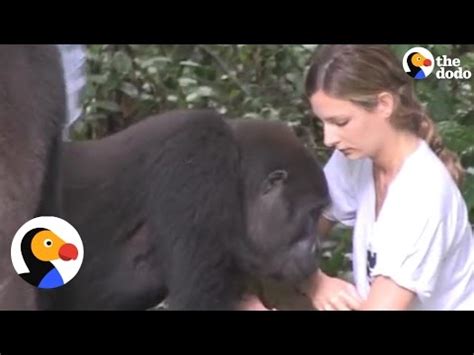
[322,150,358,227]
[370,209,451,303]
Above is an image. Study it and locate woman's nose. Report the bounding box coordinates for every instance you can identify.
[323,124,339,148]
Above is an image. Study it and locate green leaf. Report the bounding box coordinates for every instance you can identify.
[301,44,318,52]
[243,112,260,119]
[84,82,97,99]
[437,121,474,153]
[179,60,201,67]
[112,51,132,74]
[428,84,457,122]
[229,89,241,101]
[139,93,155,101]
[178,77,197,87]
[167,95,178,102]
[120,82,139,98]
[461,171,474,221]
[458,110,474,126]
[101,73,122,93]
[391,45,415,59]
[94,100,121,112]
[88,74,108,85]
[195,86,215,97]
[140,56,172,68]
[85,112,107,121]
[430,45,453,57]
[185,92,199,103]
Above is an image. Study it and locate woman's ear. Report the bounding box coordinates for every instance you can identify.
[376,91,395,120]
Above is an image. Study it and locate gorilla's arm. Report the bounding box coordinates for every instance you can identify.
[0,45,66,309]
[143,112,248,310]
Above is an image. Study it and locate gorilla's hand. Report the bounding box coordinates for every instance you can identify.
[303,270,363,311]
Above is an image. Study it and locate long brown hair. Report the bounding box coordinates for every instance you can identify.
[305,45,464,187]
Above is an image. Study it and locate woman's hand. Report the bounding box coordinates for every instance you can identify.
[303,270,363,310]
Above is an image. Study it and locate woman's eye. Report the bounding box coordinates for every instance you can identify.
[335,120,349,127]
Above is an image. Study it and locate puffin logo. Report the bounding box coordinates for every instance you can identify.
[403,47,435,79]
[11,216,84,289]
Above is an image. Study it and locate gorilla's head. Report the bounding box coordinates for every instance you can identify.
[229,120,330,284]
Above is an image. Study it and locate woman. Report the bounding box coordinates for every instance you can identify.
[300,45,474,310]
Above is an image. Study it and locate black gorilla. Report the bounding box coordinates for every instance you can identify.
[40,109,329,310]
[0,45,66,310]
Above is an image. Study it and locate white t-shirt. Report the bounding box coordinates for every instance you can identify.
[323,140,474,310]
[57,45,87,140]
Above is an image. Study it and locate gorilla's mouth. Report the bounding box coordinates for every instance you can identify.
[256,211,321,283]
[264,248,320,285]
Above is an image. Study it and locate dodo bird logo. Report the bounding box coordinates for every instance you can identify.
[11,217,84,289]
[403,47,435,79]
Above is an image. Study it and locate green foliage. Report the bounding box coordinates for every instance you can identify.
[74,45,322,152]
[464,172,474,222]
[320,227,353,280]
[74,44,474,275]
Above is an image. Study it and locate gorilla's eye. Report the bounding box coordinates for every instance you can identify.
[44,239,53,248]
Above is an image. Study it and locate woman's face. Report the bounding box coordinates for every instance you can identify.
[310,90,393,160]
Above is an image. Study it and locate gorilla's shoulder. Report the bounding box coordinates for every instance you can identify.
[130,108,228,133]
[84,109,230,146]
[226,118,299,144]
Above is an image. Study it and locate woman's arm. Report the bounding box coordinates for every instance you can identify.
[317,214,338,239]
[358,276,416,310]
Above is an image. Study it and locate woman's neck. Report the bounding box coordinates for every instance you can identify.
[371,131,421,220]
[372,131,420,178]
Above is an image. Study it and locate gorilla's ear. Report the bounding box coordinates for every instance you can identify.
[262,169,288,195]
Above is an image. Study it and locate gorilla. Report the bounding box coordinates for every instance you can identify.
[39,109,329,310]
[0,45,66,310]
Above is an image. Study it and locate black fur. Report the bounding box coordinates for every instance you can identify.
[40,109,329,310]
[0,45,66,310]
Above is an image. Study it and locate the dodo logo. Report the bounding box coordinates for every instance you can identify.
[403,46,472,80]
[403,47,435,79]
[11,216,84,289]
